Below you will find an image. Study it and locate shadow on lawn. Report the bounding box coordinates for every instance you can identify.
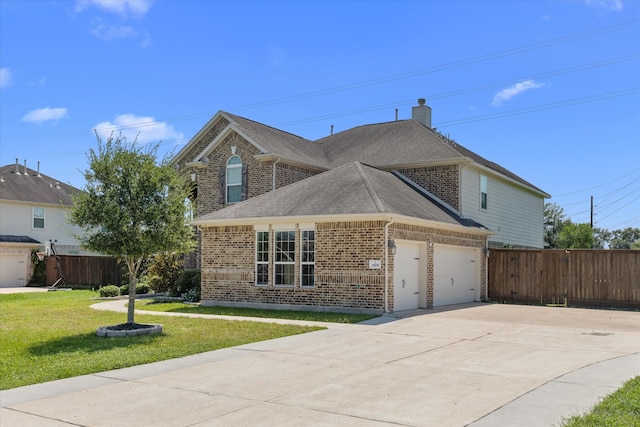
[29,331,163,356]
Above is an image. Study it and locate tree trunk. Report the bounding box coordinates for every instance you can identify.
[126,257,138,324]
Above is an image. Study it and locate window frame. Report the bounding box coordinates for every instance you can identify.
[300,229,315,288]
[480,174,488,210]
[274,230,295,287]
[33,206,45,229]
[255,231,269,286]
[226,155,242,204]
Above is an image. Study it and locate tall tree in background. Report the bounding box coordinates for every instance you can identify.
[609,227,640,249]
[70,133,194,325]
[544,202,572,248]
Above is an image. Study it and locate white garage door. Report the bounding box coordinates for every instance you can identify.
[394,241,422,311]
[433,245,479,307]
[0,255,28,287]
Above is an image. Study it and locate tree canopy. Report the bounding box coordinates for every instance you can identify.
[70,133,194,324]
[544,202,639,249]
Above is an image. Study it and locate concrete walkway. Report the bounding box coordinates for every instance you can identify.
[1,297,639,426]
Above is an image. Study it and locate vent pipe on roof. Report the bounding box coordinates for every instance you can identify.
[330,124,334,135]
[15,158,21,175]
[412,98,432,128]
[55,181,61,189]
[395,108,398,121]
[0,175,4,183]
[37,161,42,177]
[23,160,27,176]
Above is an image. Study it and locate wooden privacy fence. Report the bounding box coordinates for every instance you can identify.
[488,249,640,309]
[46,255,122,287]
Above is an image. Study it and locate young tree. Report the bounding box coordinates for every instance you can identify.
[70,133,194,325]
[557,223,595,249]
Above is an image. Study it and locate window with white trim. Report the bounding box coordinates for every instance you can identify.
[33,207,45,229]
[256,231,269,285]
[226,155,242,203]
[480,175,488,210]
[274,230,295,286]
[300,230,315,287]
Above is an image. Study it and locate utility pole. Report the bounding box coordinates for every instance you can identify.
[590,196,594,228]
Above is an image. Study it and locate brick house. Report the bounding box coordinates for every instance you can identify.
[173,100,549,313]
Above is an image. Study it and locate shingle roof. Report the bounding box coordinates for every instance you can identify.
[193,161,489,232]
[0,164,81,206]
[0,235,41,244]
[318,120,464,168]
[224,113,328,169]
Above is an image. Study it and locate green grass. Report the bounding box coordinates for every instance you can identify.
[136,300,379,324]
[0,291,321,390]
[561,376,640,427]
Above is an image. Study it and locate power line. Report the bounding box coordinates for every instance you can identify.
[553,168,640,197]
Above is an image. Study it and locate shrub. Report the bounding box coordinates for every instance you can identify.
[176,270,200,300]
[146,252,183,294]
[29,250,47,285]
[136,282,151,295]
[99,285,120,297]
[120,282,151,295]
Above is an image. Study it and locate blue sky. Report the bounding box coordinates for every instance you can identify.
[1,0,638,232]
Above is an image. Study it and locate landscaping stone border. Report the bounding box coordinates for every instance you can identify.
[96,324,163,338]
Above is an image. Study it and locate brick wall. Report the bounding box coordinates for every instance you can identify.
[395,164,460,211]
[200,220,487,312]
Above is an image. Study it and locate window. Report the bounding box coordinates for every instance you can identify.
[300,230,315,287]
[274,230,295,286]
[480,175,488,210]
[33,207,45,229]
[256,231,269,285]
[226,155,242,203]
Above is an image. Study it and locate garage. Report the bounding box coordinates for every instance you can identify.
[433,244,480,307]
[0,254,29,287]
[393,241,425,311]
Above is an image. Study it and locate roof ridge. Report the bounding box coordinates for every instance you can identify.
[353,162,386,213]
[223,111,312,143]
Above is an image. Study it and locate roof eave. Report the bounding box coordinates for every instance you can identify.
[192,212,493,236]
[253,153,328,172]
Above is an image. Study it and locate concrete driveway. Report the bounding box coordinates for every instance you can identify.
[1,303,639,426]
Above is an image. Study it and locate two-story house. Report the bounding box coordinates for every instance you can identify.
[0,161,88,287]
[173,100,549,313]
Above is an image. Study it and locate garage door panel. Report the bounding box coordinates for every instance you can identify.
[0,255,28,287]
[433,245,479,307]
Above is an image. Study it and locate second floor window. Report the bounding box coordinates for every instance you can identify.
[480,175,488,210]
[226,155,242,203]
[33,207,45,229]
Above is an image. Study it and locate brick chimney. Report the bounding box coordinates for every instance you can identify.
[412,98,432,128]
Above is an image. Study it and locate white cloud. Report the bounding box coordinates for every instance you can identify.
[492,80,545,106]
[75,0,153,18]
[0,67,13,88]
[94,114,184,144]
[22,107,69,123]
[91,22,137,40]
[585,0,624,11]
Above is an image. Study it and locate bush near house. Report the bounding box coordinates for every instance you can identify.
[99,285,120,298]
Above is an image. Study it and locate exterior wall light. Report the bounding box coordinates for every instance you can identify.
[388,239,397,255]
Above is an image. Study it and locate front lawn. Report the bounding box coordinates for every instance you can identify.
[0,291,321,390]
[136,300,378,324]
[561,376,640,426]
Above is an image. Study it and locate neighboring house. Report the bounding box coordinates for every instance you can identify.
[173,99,549,312]
[0,161,88,287]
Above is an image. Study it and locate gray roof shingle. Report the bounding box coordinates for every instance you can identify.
[0,164,81,206]
[194,161,489,232]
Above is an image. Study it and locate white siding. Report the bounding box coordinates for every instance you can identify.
[0,200,88,253]
[460,166,544,248]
